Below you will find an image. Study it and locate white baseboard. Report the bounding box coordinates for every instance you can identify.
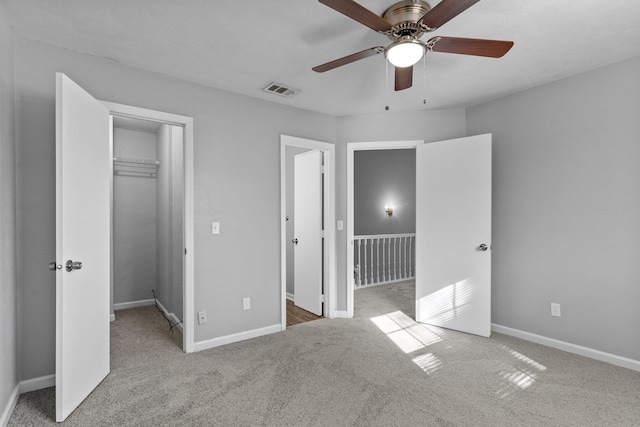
[194,324,281,352]
[19,374,55,394]
[1,385,19,427]
[492,323,640,372]
[331,310,350,319]
[286,292,294,301]
[113,298,155,311]
[154,299,183,333]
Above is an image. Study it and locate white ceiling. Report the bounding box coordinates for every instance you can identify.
[5,0,640,116]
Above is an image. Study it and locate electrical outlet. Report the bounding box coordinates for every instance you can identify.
[197,310,207,325]
[550,303,561,317]
[243,297,250,310]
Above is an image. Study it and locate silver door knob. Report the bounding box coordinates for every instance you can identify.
[66,260,83,272]
[478,244,489,251]
[49,262,62,271]
[292,238,299,245]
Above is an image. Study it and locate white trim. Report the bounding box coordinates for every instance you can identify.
[113,299,155,311]
[102,101,195,354]
[155,298,184,334]
[20,374,56,394]
[346,140,423,318]
[193,324,281,352]
[0,385,19,427]
[492,323,640,372]
[280,135,337,330]
[286,292,295,301]
[332,310,350,319]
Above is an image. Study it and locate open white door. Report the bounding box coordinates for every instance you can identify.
[55,73,110,421]
[293,150,323,316]
[415,134,492,337]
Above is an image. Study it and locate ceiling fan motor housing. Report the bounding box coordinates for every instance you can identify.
[383,0,432,41]
[383,0,431,26]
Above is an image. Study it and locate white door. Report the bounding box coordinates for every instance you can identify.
[293,150,323,316]
[55,73,111,421]
[415,134,492,337]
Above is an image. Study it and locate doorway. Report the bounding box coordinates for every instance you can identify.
[347,141,422,318]
[103,101,195,353]
[110,116,185,348]
[280,135,336,329]
[347,136,493,338]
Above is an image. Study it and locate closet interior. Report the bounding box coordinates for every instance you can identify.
[111,116,185,347]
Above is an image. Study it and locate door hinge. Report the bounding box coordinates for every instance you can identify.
[321,294,326,303]
[185,248,187,255]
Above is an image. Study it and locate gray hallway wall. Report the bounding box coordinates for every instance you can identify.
[354,149,415,236]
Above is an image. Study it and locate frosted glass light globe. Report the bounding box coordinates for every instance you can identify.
[386,40,425,68]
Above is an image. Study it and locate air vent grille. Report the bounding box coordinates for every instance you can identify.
[263,82,299,98]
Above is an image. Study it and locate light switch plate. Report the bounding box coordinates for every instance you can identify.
[211,222,220,234]
[337,220,344,230]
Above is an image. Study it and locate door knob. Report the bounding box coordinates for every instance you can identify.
[292,238,299,245]
[49,262,62,271]
[478,244,489,251]
[66,260,83,272]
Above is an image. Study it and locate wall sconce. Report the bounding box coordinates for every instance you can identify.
[384,205,393,216]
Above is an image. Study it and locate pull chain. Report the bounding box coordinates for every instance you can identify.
[385,60,390,111]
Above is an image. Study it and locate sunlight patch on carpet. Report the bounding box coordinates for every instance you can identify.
[412,353,443,375]
[495,345,547,399]
[370,311,442,354]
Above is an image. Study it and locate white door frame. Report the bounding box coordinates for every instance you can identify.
[280,135,336,328]
[102,101,195,353]
[346,140,423,317]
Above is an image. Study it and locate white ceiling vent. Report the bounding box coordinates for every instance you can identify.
[263,82,299,98]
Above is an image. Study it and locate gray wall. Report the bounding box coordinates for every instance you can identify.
[354,149,415,236]
[113,127,158,304]
[0,9,18,419]
[156,124,184,321]
[336,109,467,310]
[467,55,640,361]
[170,126,184,322]
[15,39,336,380]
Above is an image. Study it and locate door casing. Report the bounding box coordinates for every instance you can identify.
[102,101,195,353]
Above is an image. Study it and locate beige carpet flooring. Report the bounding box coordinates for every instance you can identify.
[8,280,640,426]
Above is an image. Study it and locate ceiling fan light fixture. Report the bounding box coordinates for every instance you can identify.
[385,38,425,68]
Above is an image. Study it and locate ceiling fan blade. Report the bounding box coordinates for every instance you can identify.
[319,0,393,33]
[395,66,413,91]
[428,36,514,58]
[313,46,384,73]
[420,0,480,30]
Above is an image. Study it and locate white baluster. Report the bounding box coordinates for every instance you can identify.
[363,239,368,286]
[382,237,386,282]
[376,238,380,284]
[403,236,407,278]
[356,239,361,287]
[408,236,413,279]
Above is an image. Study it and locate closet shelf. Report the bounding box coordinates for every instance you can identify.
[113,155,160,178]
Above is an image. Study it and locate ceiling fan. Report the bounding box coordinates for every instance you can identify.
[313,0,514,91]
